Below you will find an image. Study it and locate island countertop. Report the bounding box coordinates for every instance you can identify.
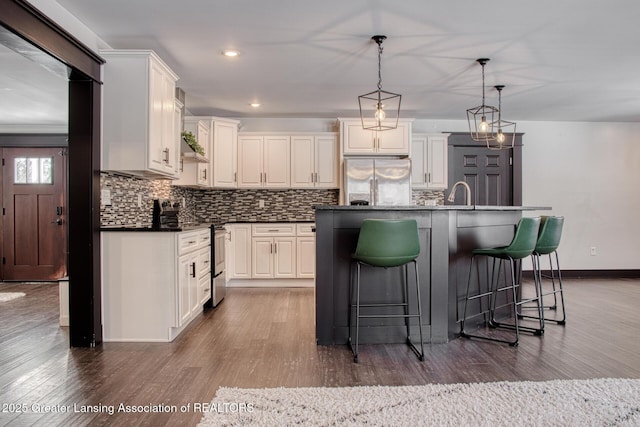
[315,205,551,211]
[314,205,551,346]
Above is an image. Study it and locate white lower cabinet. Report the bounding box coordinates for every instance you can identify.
[178,252,198,325]
[296,223,316,278]
[251,224,296,279]
[252,236,296,278]
[227,223,252,279]
[226,222,315,286]
[101,228,211,342]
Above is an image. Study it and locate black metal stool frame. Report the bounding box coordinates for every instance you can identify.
[460,254,545,347]
[348,260,425,363]
[519,251,566,325]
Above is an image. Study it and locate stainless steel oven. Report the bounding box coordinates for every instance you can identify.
[212,228,226,306]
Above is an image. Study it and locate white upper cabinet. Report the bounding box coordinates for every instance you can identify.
[237,133,290,188]
[212,119,240,188]
[339,118,413,155]
[411,133,449,190]
[101,50,180,178]
[290,133,339,188]
[173,117,210,187]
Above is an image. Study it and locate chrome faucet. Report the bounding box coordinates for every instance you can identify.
[447,181,472,206]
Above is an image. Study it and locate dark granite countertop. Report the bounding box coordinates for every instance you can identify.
[314,205,551,211]
[100,220,315,232]
[100,223,214,232]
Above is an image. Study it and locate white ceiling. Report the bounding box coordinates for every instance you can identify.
[3,0,640,126]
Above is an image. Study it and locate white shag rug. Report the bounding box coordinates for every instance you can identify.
[199,378,640,426]
[0,292,25,302]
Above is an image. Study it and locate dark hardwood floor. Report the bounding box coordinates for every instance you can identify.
[1,278,639,426]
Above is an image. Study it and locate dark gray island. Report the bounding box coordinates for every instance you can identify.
[314,205,550,346]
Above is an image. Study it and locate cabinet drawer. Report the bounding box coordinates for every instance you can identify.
[252,223,296,237]
[198,247,211,276]
[296,223,315,236]
[199,274,210,305]
[197,230,211,248]
[178,231,200,255]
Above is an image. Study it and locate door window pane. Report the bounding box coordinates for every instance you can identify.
[14,157,53,184]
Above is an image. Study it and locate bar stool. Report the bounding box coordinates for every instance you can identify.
[520,216,566,325]
[460,217,542,346]
[349,219,424,363]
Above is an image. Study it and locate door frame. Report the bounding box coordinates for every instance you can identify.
[1,0,104,347]
[447,132,523,206]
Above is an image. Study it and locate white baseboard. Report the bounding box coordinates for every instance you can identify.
[226,278,314,288]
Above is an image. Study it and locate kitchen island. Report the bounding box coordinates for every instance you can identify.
[314,205,550,345]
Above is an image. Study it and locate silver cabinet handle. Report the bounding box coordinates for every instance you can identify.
[163,148,170,164]
[234,172,237,182]
[274,242,277,254]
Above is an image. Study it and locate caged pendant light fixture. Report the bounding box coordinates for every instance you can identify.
[467,58,498,143]
[358,35,401,131]
[488,85,516,150]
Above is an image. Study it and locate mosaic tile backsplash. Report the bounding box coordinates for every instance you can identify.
[100,172,444,227]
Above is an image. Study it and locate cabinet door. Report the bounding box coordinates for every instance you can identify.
[198,124,211,186]
[427,135,448,190]
[274,237,296,278]
[161,71,177,175]
[377,123,409,155]
[315,134,339,188]
[264,136,290,187]
[174,100,184,177]
[178,253,196,326]
[291,135,314,188]
[228,224,252,279]
[238,136,263,188]
[148,60,166,172]
[296,237,315,278]
[343,121,375,154]
[411,136,428,189]
[252,237,274,278]
[213,121,238,187]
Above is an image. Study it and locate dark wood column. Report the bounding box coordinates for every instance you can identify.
[68,76,102,346]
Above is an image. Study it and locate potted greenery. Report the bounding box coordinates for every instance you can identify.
[181,130,205,156]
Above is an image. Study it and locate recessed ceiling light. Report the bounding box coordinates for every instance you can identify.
[222,49,240,58]
[250,102,261,108]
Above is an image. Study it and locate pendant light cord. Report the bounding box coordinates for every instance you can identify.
[481,62,486,105]
[377,42,383,91]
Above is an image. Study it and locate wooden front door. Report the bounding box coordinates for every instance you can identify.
[2,147,67,280]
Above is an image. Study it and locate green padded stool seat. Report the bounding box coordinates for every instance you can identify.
[521,216,566,326]
[349,219,424,363]
[460,216,542,346]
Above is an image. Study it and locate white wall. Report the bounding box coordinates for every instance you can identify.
[518,121,640,270]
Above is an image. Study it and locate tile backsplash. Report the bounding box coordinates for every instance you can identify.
[100,172,444,227]
[100,172,339,226]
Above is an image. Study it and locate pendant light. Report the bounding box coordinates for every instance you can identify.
[487,85,516,150]
[466,58,498,143]
[358,35,401,131]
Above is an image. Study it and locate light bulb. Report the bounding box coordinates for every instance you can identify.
[496,130,505,143]
[374,104,386,122]
[479,116,488,133]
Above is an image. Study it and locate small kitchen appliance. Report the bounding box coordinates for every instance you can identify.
[152,199,180,229]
